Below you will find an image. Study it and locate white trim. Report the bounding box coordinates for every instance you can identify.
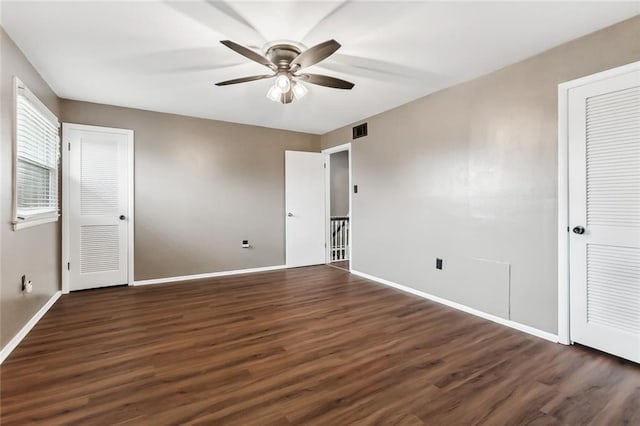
[0,291,61,364]
[61,124,70,294]
[347,145,352,268]
[351,270,558,343]
[557,82,570,345]
[558,61,640,92]
[322,143,352,270]
[12,213,59,230]
[12,77,17,229]
[133,265,287,286]
[61,123,134,294]
[556,60,640,346]
[127,128,135,289]
[324,155,331,263]
[12,77,61,230]
[322,142,351,155]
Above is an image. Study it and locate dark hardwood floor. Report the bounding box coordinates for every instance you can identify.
[1,265,638,425]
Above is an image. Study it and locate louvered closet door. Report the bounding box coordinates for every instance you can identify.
[568,68,640,363]
[68,126,131,291]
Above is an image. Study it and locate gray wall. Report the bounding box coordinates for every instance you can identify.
[330,151,349,217]
[61,100,320,281]
[321,16,640,334]
[1,28,319,352]
[2,15,638,351]
[1,28,61,348]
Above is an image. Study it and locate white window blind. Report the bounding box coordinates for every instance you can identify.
[13,77,60,229]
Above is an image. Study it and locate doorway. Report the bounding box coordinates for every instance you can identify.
[323,143,352,272]
[558,61,639,363]
[62,123,134,293]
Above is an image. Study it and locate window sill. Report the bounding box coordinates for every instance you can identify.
[12,214,59,231]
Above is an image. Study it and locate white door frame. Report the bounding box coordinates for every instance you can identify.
[557,60,640,345]
[322,142,352,269]
[61,123,135,294]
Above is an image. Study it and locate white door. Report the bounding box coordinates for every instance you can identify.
[568,67,640,363]
[285,150,326,267]
[65,124,133,291]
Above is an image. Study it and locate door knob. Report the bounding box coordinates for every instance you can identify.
[572,226,585,235]
[119,215,127,221]
[287,212,293,217]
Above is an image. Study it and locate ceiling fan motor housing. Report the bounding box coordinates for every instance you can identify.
[265,43,302,70]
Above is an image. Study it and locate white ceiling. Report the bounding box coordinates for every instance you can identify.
[2,1,638,134]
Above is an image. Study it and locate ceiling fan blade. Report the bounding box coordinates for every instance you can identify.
[297,73,354,90]
[291,39,341,70]
[220,40,276,71]
[215,74,274,86]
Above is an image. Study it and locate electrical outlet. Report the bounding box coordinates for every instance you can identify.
[242,240,250,248]
[436,258,443,270]
[21,275,33,293]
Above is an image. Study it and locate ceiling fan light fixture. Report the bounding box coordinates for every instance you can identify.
[275,74,291,92]
[292,81,308,99]
[266,85,282,102]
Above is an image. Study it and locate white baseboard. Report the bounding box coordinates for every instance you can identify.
[0,290,62,364]
[351,270,558,343]
[133,265,288,286]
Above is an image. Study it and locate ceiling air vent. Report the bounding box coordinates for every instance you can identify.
[352,122,368,140]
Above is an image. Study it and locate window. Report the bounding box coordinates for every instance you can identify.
[12,77,60,230]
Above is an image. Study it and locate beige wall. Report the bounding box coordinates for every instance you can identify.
[1,28,61,347]
[61,100,320,281]
[330,151,349,217]
[321,16,640,334]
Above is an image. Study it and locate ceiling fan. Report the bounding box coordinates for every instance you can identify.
[215,39,355,104]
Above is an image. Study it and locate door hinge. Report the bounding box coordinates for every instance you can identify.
[324,163,326,168]
[67,262,70,271]
[68,142,71,151]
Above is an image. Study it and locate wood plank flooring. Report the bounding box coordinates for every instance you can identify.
[1,265,638,425]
